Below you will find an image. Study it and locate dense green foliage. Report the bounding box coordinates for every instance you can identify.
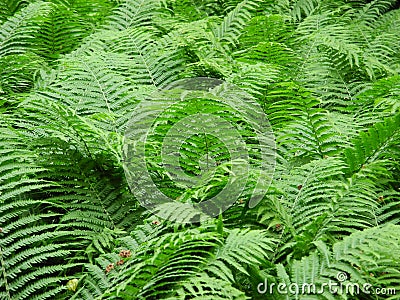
[1,0,400,299]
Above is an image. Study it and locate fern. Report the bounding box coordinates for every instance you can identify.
[73,223,276,299]
[0,1,30,22]
[343,112,400,175]
[104,0,163,31]
[0,1,50,57]
[212,0,261,48]
[0,120,79,300]
[2,0,400,299]
[0,53,46,93]
[33,53,138,133]
[36,3,91,61]
[107,28,186,87]
[275,224,400,300]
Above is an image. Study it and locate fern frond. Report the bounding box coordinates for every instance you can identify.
[209,228,276,280]
[36,3,92,61]
[0,1,50,57]
[351,0,398,27]
[239,14,292,48]
[343,112,400,175]
[32,53,137,133]
[74,223,276,299]
[108,28,186,87]
[269,90,348,159]
[212,0,261,49]
[276,224,400,300]
[0,53,46,93]
[168,273,248,300]
[104,0,163,31]
[0,197,81,299]
[332,224,400,290]
[0,0,30,22]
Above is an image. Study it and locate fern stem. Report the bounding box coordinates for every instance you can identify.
[270,223,287,263]
[0,245,11,300]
